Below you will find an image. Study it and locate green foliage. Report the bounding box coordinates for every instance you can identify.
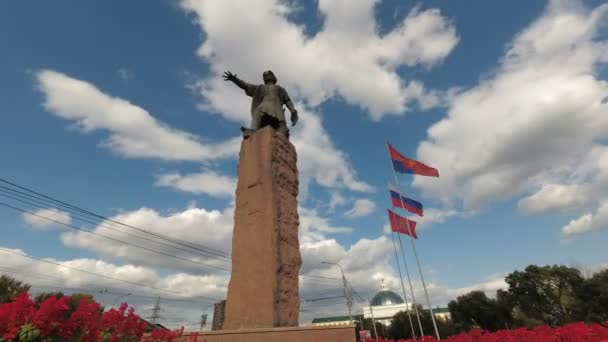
[361,317,385,338]
[504,265,583,326]
[34,291,103,314]
[17,324,40,342]
[0,275,31,303]
[34,291,65,304]
[387,264,608,339]
[448,290,514,332]
[575,269,608,322]
[388,305,456,339]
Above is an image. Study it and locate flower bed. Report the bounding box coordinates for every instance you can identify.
[364,323,608,342]
[0,292,193,341]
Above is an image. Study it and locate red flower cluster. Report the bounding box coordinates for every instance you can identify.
[363,322,608,342]
[0,292,188,341]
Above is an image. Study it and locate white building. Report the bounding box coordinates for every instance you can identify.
[362,289,411,326]
[361,281,451,326]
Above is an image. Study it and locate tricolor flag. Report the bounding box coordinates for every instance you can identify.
[390,188,424,217]
[387,209,418,238]
[388,143,439,177]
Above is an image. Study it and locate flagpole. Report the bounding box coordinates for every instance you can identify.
[368,297,380,342]
[390,232,419,340]
[386,142,441,340]
[395,230,424,336]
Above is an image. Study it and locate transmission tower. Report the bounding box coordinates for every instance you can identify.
[200,314,208,331]
[148,297,163,325]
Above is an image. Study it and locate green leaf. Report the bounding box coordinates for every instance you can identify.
[18,324,41,342]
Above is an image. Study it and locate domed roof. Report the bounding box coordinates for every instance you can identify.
[370,290,404,306]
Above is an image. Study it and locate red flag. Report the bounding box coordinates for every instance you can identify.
[388,143,439,177]
[388,209,418,238]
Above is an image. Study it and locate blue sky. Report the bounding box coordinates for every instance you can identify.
[1,0,608,326]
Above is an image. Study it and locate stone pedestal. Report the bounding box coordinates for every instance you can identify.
[223,127,302,330]
[185,325,356,342]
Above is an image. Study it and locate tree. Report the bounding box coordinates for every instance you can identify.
[0,275,31,303]
[504,265,583,326]
[361,317,385,338]
[34,291,65,304]
[575,268,608,322]
[388,305,456,339]
[448,290,514,332]
[35,291,103,315]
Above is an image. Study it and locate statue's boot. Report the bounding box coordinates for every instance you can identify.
[241,126,256,139]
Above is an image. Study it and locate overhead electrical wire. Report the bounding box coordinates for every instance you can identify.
[0,267,215,304]
[0,201,231,272]
[0,177,341,284]
[0,248,220,301]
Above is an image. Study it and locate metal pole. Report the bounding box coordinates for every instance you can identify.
[386,142,441,340]
[323,262,352,322]
[397,232,424,336]
[391,232,418,340]
[368,298,380,342]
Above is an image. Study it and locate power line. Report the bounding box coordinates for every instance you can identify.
[0,201,231,272]
[0,179,231,259]
[0,248,220,301]
[0,267,216,304]
[0,177,341,284]
[301,295,346,303]
[0,189,232,264]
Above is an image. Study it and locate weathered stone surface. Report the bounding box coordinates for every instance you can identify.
[184,325,356,342]
[223,127,302,329]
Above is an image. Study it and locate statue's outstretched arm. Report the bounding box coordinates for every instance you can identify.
[222,71,254,93]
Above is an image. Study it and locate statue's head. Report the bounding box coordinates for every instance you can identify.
[263,70,277,84]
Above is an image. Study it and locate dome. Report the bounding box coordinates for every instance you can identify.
[370,290,404,306]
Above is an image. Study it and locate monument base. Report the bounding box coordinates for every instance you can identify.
[185,325,356,342]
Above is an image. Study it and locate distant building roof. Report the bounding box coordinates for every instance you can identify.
[370,290,404,306]
[311,314,363,324]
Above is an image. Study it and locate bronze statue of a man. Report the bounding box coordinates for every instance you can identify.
[223,70,298,139]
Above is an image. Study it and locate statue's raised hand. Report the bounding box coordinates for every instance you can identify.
[222,71,238,82]
[290,110,298,126]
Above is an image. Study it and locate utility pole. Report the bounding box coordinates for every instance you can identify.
[322,261,353,322]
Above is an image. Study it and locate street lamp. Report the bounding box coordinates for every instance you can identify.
[321,261,353,322]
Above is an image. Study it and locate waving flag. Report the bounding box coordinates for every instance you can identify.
[390,188,423,217]
[388,143,439,177]
[387,209,418,238]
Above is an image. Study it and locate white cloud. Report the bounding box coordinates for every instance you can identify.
[561,201,608,237]
[155,169,236,198]
[292,108,374,193]
[0,247,227,329]
[518,183,587,215]
[59,203,357,274]
[328,191,347,212]
[416,208,462,227]
[117,68,134,81]
[344,198,376,218]
[299,207,354,244]
[412,0,608,225]
[181,0,459,121]
[36,69,371,195]
[519,145,608,217]
[61,206,235,274]
[36,69,241,162]
[22,208,71,230]
[441,276,507,302]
